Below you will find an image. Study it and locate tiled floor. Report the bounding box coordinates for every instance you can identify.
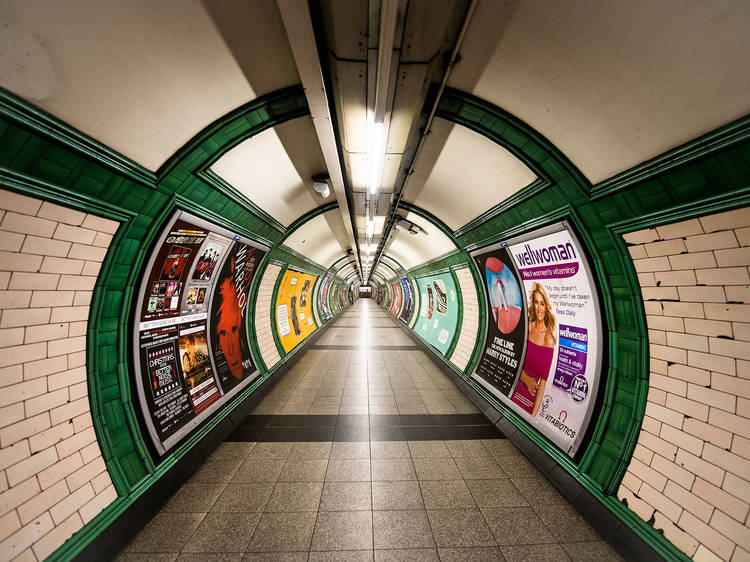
[118,300,623,561]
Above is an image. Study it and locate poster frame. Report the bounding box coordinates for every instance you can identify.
[469,220,604,457]
[131,210,269,456]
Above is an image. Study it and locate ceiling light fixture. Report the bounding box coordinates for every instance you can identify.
[367,121,386,195]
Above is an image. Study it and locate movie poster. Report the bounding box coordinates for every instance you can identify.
[141,220,209,322]
[399,277,413,323]
[209,242,264,393]
[276,269,319,352]
[471,223,603,456]
[390,282,402,316]
[416,273,460,355]
[177,321,220,414]
[319,275,333,321]
[181,232,233,315]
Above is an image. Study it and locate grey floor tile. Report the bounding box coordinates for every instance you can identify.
[373,510,435,550]
[182,511,261,553]
[124,512,205,553]
[211,482,274,513]
[265,481,323,512]
[419,480,476,510]
[116,554,177,562]
[278,458,329,482]
[454,455,507,480]
[374,548,439,561]
[481,440,520,458]
[371,441,411,459]
[246,512,317,552]
[412,457,461,480]
[511,476,565,507]
[161,482,225,513]
[320,481,372,511]
[289,441,332,459]
[408,441,451,458]
[326,458,371,481]
[534,503,601,543]
[499,544,569,562]
[491,454,540,479]
[311,510,373,551]
[209,442,257,461]
[189,459,243,485]
[309,551,374,561]
[331,441,371,459]
[177,554,243,562]
[466,479,528,508]
[561,541,624,561]
[426,509,495,548]
[372,458,417,481]
[437,547,505,561]
[481,507,557,546]
[445,440,489,458]
[372,480,425,510]
[241,552,308,561]
[231,459,285,483]
[247,442,294,459]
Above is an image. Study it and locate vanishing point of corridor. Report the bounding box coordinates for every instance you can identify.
[118,299,622,561]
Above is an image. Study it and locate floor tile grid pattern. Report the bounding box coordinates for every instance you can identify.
[118,301,622,561]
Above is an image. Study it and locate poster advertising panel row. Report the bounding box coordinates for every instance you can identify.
[276,269,319,353]
[470,222,603,457]
[133,211,266,455]
[318,274,333,322]
[398,276,414,324]
[415,272,459,356]
[389,281,402,316]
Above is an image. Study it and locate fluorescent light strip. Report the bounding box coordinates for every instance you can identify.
[367,121,386,195]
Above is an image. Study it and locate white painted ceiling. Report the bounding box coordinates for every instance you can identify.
[384,212,457,272]
[212,118,331,228]
[282,209,349,269]
[404,118,537,231]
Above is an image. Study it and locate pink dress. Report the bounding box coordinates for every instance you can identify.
[511,340,554,414]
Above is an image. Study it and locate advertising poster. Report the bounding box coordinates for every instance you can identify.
[383,283,392,310]
[209,242,264,393]
[141,219,209,322]
[319,275,333,321]
[398,277,413,323]
[178,320,221,414]
[390,282,402,316]
[276,269,319,352]
[416,273,459,355]
[472,247,526,396]
[471,223,602,456]
[181,232,233,316]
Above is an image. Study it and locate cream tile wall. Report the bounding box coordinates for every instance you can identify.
[449,267,480,372]
[618,207,750,561]
[254,264,282,369]
[0,189,118,561]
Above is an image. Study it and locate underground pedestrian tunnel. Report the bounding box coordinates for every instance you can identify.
[0,1,749,560]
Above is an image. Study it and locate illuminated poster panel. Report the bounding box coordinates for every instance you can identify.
[415,272,459,355]
[133,211,266,454]
[389,282,402,316]
[330,281,341,315]
[276,269,318,352]
[318,275,333,322]
[471,222,603,456]
[398,277,414,323]
[383,283,392,310]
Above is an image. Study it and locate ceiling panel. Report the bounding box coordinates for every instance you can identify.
[449,0,750,183]
[405,118,537,231]
[385,212,457,271]
[282,209,349,269]
[0,0,298,171]
[212,118,331,227]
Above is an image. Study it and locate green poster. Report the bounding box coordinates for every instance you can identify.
[415,272,459,355]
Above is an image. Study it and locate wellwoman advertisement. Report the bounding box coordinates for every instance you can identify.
[471,222,602,456]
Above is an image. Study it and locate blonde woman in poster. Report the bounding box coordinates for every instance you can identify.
[512,282,557,416]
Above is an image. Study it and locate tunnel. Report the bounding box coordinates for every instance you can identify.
[0,1,749,560]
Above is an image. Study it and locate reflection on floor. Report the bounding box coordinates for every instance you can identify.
[118,299,622,561]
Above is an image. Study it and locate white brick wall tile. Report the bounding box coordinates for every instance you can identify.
[694,544,726,562]
[68,321,87,338]
[8,272,59,291]
[0,308,51,329]
[1,213,56,237]
[23,356,68,381]
[49,306,89,324]
[624,228,660,244]
[92,232,112,248]
[693,477,749,523]
[49,397,89,426]
[645,401,685,428]
[79,484,116,524]
[37,202,85,226]
[0,192,42,216]
[685,231,739,253]
[20,236,71,258]
[689,351,736,376]
[684,318,733,338]
[687,384,736,413]
[52,224,96,245]
[654,270,697,286]
[645,239,687,257]
[0,292,32,310]
[55,427,95,459]
[29,422,74,455]
[639,482,682,521]
[0,413,50,448]
[0,252,42,274]
[705,303,750,322]
[683,418,733,449]
[0,233,24,253]
[0,365,23,389]
[37,453,83,491]
[647,315,685,332]
[702,444,750,481]
[0,512,54,562]
[39,256,85,275]
[678,511,735,560]
[654,511,700,557]
[709,336,750,361]
[91,471,111,495]
[0,441,30,472]
[712,372,750,400]
[660,423,705,455]
[48,482,94,525]
[72,291,92,306]
[66,456,105,492]
[0,510,21,543]
[643,286,679,301]
[667,364,711,386]
[656,219,703,240]
[709,510,750,553]
[6,446,57,487]
[696,267,750,286]
[47,366,86,391]
[732,435,750,459]
[47,335,85,358]
[675,449,724,486]
[651,453,696,489]
[650,373,687,396]
[0,272,8,290]
[733,546,750,562]
[16,480,68,526]
[32,512,82,561]
[68,381,87,401]
[634,256,671,272]
[700,210,750,232]
[726,286,750,303]
[734,322,750,341]
[629,245,647,259]
[668,252,717,270]
[80,215,118,234]
[650,343,687,364]
[24,322,69,344]
[67,351,86,369]
[0,404,25,431]
[664,480,713,522]
[716,247,750,268]
[662,301,704,318]
[0,379,46,409]
[722,472,750,506]
[68,243,107,262]
[626,457,667,491]
[678,286,726,303]
[709,408,750,440]
[71,412,93,433]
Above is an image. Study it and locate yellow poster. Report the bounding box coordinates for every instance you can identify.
[276,269,319,352]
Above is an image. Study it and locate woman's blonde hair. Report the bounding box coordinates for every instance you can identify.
[528,282,556,338]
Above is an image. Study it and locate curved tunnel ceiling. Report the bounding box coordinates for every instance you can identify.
[0,0,748,285]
